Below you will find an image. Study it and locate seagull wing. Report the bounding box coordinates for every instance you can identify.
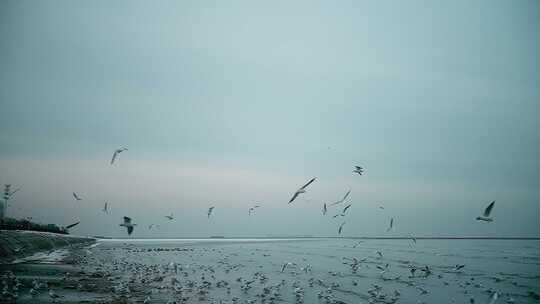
[299,177,317,190]
[342,190,351,201]
[9,188,21,196]
[343,204,351,213]
[288,191,300,204]
[110,150,119,165]
[338,222,345,234]
[65,221,80,229]
[483,201,495,217]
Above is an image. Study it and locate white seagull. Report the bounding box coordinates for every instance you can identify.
[165,213,174,220]
[72,192,82,201]
[288,177,316,204]
[329,189,351,206]
[488,292,498,304]
[120,216,136,235]
[322,203,327,215]
[110,147,128,165]
[208,206,215,218]
[476,201,495,222]
[281,262,297,273]
[248,205,261,216]
[353,166,364,175]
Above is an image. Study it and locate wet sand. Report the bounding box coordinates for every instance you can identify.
[1,238,539,303]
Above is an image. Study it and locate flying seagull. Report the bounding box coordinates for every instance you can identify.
[353,166,364,175]
[476,201,495,222]
[379,206,385,210]
[120,216,136,235]
[148,224,159,230]
[110,147,128,165]
[288,177,316,204]
[64,221,80,230]
[352,241,364,248]
[102,202,109,214]
[338,222,346,235]
[248,205,261,216]
[207,206,215,218]
[322,203,327,215]
[387,217,394,232]
[342,204,352,215]
[72,192,82,201]
[165,213,174,220]
[330,189,351,206]
[281,262,296,273]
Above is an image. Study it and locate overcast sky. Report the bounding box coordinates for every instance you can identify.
[1,0,539,238]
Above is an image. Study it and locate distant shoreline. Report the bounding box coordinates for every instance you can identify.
[93,236,540,240]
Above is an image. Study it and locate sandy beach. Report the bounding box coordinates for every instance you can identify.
[1,237,539,303]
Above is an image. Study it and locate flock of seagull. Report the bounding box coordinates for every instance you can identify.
[0,148,518,304]
[60,148,498,237]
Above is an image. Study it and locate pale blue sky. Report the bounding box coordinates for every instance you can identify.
[1,0,539,237]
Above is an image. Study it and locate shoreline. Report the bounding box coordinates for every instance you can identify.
[0,230,95,264]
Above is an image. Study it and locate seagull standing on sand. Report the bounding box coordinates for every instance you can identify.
[208,206,215,218]
[338,222,346,235]
[387,218,394,232]
[72,192,82,201]
[110,147,128,165]
[288,177,316,204]
[330,189,351,206]
[165,213,174,220]
[49,289,61,301]
[322,203,327,215]
[476,201,495,222]
[488,292,498,304]
[353,166,364,175]
[120,216,136,235]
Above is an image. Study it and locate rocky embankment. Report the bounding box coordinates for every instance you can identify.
[0,230,95,263]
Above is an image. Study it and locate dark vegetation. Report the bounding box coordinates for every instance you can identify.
[0,217,69,234]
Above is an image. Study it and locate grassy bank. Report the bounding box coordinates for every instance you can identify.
[0,230,95,263]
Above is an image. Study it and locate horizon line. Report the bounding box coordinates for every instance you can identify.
[89,235,540,240]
